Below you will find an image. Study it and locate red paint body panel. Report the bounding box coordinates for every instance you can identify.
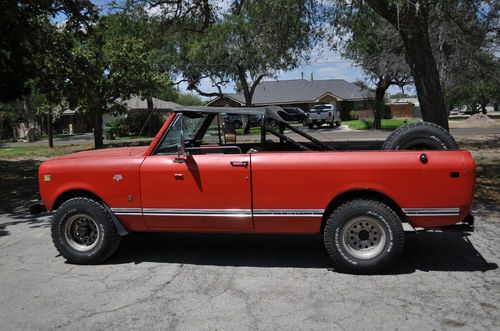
[253,216,321,233]
[38,152,145,217]
[38,117,475,233]
[140,154,253,230]
[117,215,147,232]
[250,150,475,229]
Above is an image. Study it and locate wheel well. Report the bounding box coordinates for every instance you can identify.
[321,190,406,231]
[52,189,104,210]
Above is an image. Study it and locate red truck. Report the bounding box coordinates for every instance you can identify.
[34,106,475,274]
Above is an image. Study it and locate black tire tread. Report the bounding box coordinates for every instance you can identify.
[323,199,405,274]
[51,197,121,264]
[381,121,458,150]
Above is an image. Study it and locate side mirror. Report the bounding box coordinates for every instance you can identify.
[175,114,187,163]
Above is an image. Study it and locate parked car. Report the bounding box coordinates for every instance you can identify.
[223,113,243,129]
[280,107,307,123]
[306,104,341,128]
[33,106,474,274]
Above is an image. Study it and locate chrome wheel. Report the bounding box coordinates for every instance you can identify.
[341,216,387,260]
[64,214,100,252]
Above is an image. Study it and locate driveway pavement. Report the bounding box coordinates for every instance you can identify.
[0,134,499,330]
[0,204,499,329]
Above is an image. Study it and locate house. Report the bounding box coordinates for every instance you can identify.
[206,79,374,120]
[387,97,422,118]
[55,96,181,134]
[103,96,181,129]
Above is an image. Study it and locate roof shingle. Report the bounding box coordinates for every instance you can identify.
[214,79,373,105]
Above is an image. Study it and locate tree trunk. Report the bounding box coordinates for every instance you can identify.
[146,95,154,136]
[241,96,252,134]
[236,66,264,135]
[93,111,104,149]
[0,116,4,141]
[399,23,449,130]
[363,1,449,130]
[480,102,487,114]
[47,110,53,148]
[373,78,390,130]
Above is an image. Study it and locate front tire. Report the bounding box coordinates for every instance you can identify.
[323,199,404,274]
[51,197,121,264]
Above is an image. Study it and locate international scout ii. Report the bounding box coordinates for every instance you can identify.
[34,106,475,274]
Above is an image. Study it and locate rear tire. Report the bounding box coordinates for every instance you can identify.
[308,123,314,129]
[51,197,121,264]
[323,199,404,274]
[382,122,458,150]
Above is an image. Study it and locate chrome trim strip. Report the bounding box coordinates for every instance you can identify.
[142,208,252,215]
[253,209,324,217]
[403,208,460,216]
[114,213,143,216]
[143,213,251,217]
[253,214,323,218]
[111,208,142,213]
[111,208,325,218]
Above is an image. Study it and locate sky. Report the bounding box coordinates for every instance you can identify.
[90,0,412,99]
[174,42,412,100]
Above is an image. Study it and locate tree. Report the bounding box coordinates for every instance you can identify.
[104,9,178,119]
[446,52,500,113]
[178,0,316,133]
[391,92,415,99]
[175,93,205,106]
[32,20,81,147]
[64,17,153,148]
[332,0,499,130]
[0,0,96,101]
[335,5,412,129]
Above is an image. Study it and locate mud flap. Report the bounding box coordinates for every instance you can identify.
[104,206,129,236]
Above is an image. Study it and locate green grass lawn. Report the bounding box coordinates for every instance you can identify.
[343,118,417,130]
[0,144,92,159]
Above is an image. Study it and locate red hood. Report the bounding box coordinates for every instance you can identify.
[55,146,148,160]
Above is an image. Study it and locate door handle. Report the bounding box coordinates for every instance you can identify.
[230,161,248,168]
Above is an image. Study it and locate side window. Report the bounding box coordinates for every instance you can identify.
[155,114,207,155]
[201,114,222,145]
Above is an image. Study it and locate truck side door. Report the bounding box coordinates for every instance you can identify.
[140,113,253,231]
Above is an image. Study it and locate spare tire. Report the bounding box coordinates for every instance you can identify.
[381,122,458,150]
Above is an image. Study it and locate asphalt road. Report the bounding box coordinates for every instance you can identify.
[0,206,499,330]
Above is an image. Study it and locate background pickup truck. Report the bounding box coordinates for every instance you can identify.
[36,106,475,274]
[306,103,341,128]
